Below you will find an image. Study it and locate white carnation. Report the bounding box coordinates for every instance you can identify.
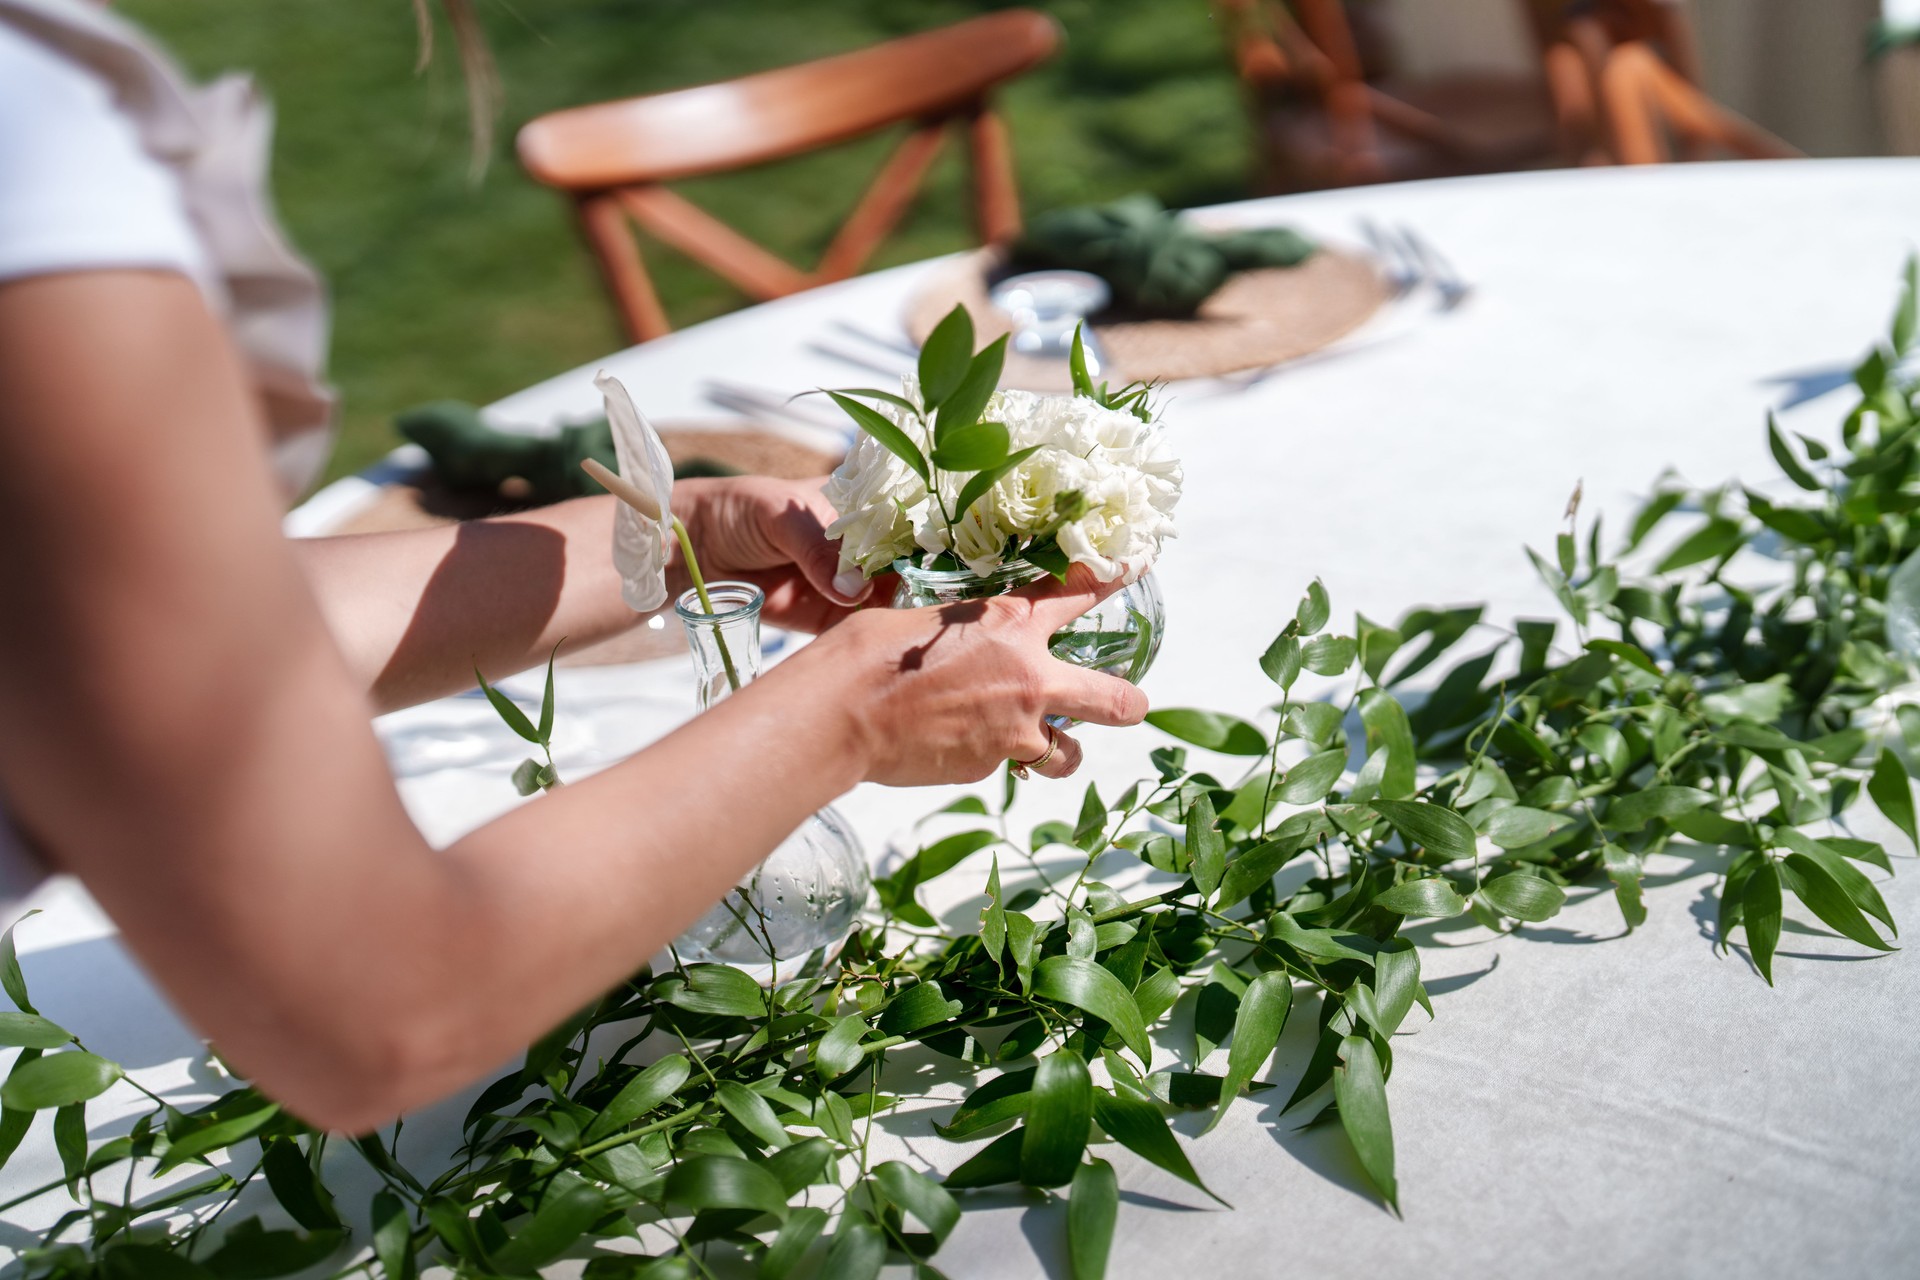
[824,378,1181,582]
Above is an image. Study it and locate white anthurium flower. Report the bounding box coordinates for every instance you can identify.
[596,369,676,613]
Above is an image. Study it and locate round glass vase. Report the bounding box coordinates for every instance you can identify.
[671,582,869,985]
[890,558,1165,688]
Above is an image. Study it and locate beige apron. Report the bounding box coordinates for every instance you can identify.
[0,0,336,497]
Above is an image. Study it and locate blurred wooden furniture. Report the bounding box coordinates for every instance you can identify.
[1215,0,1567,192]
[1596,39,1801,163]
[517,11,1059,343]
[1526,1,1799,164]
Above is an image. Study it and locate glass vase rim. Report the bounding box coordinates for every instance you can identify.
[890,556,1049,585]
[673,580,764,623]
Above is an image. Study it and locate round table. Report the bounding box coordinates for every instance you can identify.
[16,159,1920,1278]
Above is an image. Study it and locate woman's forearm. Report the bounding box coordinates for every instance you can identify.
[213,643,871,1132]
[295,495,644,712]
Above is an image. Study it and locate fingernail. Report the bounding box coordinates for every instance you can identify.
[831,569,870,603]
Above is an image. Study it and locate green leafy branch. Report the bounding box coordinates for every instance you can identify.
[10,268,1920,1280]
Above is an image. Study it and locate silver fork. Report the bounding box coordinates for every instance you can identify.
[1397,224,1472,311]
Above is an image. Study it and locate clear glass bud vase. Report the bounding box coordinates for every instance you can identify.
[671,583,869,984]
[891,558,1165,686]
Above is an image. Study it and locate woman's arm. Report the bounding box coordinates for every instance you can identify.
[298,476,867,715]
[0,270,1141,1131]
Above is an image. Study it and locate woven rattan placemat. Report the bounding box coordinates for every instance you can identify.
[905,247,1391,390]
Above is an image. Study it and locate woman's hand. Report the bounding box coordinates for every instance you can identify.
[669,475,876,634]
[786,564,1150,786]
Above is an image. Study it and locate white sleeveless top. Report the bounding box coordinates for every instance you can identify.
[0,0,334,911]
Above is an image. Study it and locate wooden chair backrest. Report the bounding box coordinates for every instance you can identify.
[518,10,1060,343]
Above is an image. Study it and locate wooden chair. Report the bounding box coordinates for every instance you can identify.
[1596,39,1802,164]
[516,11,1059,344]
[1215,0,1569,193]
[1527,1,1798,165]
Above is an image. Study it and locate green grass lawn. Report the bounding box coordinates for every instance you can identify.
[119,0,1256,486]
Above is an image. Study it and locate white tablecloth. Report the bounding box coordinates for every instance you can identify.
[13,159,1920,1277]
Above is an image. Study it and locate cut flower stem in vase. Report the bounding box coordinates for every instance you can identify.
[671,581,868,983]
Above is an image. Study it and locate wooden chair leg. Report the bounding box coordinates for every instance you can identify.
[817,121,948,283]
[968,103,1022,245]
[618,186,813,301]
[580,194,669,344]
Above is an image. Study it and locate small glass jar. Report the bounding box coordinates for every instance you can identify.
[891,558,1165,689]
[672,583,869,984]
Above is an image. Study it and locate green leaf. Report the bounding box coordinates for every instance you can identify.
[1780,853,1895,952]
[1605,785,1713,833]
[491,1178,611,1271]
[160,1101,281,1172]
[1214,817,1324,911]
[935,335,1009,443]
[1627,489,1686,551]
[661,1154,789,1221]
[1742,859,1783,986]
[475,668,541,745]
[1478,874,1567,923]
[1356,613,1404,682]
[1333,1036,1397,1212]
[1655,517,1744,573]
[828,390,929,486]
[1372,877,1468,918]
[820,1213,886,1280]
[0,1051,121,1111]
[1283,702,1344,746]
[981,855,1008,977]
[1259,633,1303,689]
[1869,747,1918,853]
[918,305,975,408]
[955,445,1042,519]
[1145,708,1268,755]
[1204,971,1291,1135]
[1369,799,1478,861]
[662,965,766,1018]
[583,1053,692,1141]
[1187,795,1225,903]
[1602,844,1647,929]
[1302,634,1357,676]
[537,640,562,742]
[874,1160,960,1243]
[103,1245,220,1280]
[1769,414,1821,491]
[1091,1090,1223,1203]
[1484,806,1561,849]
[1774,829,1896,935]
[1019,1053,1093,1189]
[0,1012,71,1049]
[716,1081,790,1150]
[371,1191,417,1280]
[1033,957,1152,1066]
[54,1101,84,1194]
[930,420,1010,471]
[762,1206,828,1280]
[944,1127,1024,1189]
[510,758,545,796]
[1069,324,1097,399]
[262,1139,340,1233]
[1068,1157,1118,1280]
[813,1016,870,1081]
[1278,749,1347,805]
[1585,637,1661,675]
[1296,580,1331,634]
[1358,690,1416,800]
[877,981,964,1036]
[0,910,39,1015]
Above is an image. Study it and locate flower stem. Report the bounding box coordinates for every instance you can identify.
[671,515,740,694]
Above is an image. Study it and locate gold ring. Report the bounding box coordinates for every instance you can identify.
[1012,724,1059,779]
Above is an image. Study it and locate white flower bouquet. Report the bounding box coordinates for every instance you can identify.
[823,306,1182,586]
